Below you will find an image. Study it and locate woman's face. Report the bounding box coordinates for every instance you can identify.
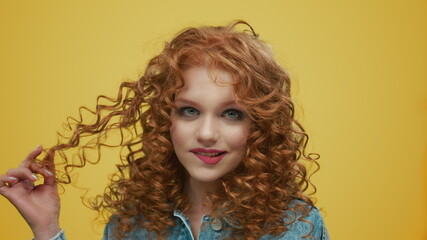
[170,65,250,185]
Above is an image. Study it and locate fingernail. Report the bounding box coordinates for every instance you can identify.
[31,174,38,180]
[7,176,18,181]
[44,169,53,176]
[35,145,42,149]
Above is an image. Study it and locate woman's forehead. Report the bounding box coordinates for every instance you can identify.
[182,65,234,84]
[173,65,240,105]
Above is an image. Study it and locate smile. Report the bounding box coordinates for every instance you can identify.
[193,152,223,157]
[190,148,227,165]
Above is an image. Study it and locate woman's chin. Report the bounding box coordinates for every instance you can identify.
[189,174,221,184]
[186,170,224,185]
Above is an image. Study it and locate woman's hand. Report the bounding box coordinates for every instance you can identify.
[0,145,60,240]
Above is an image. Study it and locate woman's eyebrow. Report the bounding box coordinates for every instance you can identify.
[174,98,238,108]
[174,98,199,106]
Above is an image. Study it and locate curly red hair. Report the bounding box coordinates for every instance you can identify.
[45,20,320,239]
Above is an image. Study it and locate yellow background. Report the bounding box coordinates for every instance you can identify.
[1,1,426,239]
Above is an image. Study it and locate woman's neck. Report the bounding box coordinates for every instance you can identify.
[183,178,220,240]
[184,178,219,215]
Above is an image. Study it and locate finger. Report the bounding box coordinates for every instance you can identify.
[29,162,54,177]
[20,179,35,190]
[0,175,25,198]
[0,175,19,188]
[29,161,56,186]
[43,170,56,186]
[6,168,39,183]
[0,177,12,196]
[42,149,56,172]
[41,149,56,186]
[20,145,44,168]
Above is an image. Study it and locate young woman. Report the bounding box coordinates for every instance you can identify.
[0,21,329,240]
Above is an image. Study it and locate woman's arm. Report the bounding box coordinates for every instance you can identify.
[0,146,61,240]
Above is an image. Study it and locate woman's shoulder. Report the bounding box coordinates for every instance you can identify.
[274,199,329,240]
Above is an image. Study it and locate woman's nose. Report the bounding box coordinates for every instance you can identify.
[196,115,219,145]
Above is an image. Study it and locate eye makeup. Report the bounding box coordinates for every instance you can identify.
[176,106,200,118]
[221,109,245,121]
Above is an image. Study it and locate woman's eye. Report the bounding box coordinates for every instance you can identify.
[223,109,243,120]
[178,107,199,118]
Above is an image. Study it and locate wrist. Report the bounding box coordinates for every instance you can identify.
[32,223,61,240]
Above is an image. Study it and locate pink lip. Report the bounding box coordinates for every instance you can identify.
[190,148,227,165]
[190,148,224,153]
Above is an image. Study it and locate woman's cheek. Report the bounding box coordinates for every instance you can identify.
[225,125,249,148]
[170,120,192,146]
